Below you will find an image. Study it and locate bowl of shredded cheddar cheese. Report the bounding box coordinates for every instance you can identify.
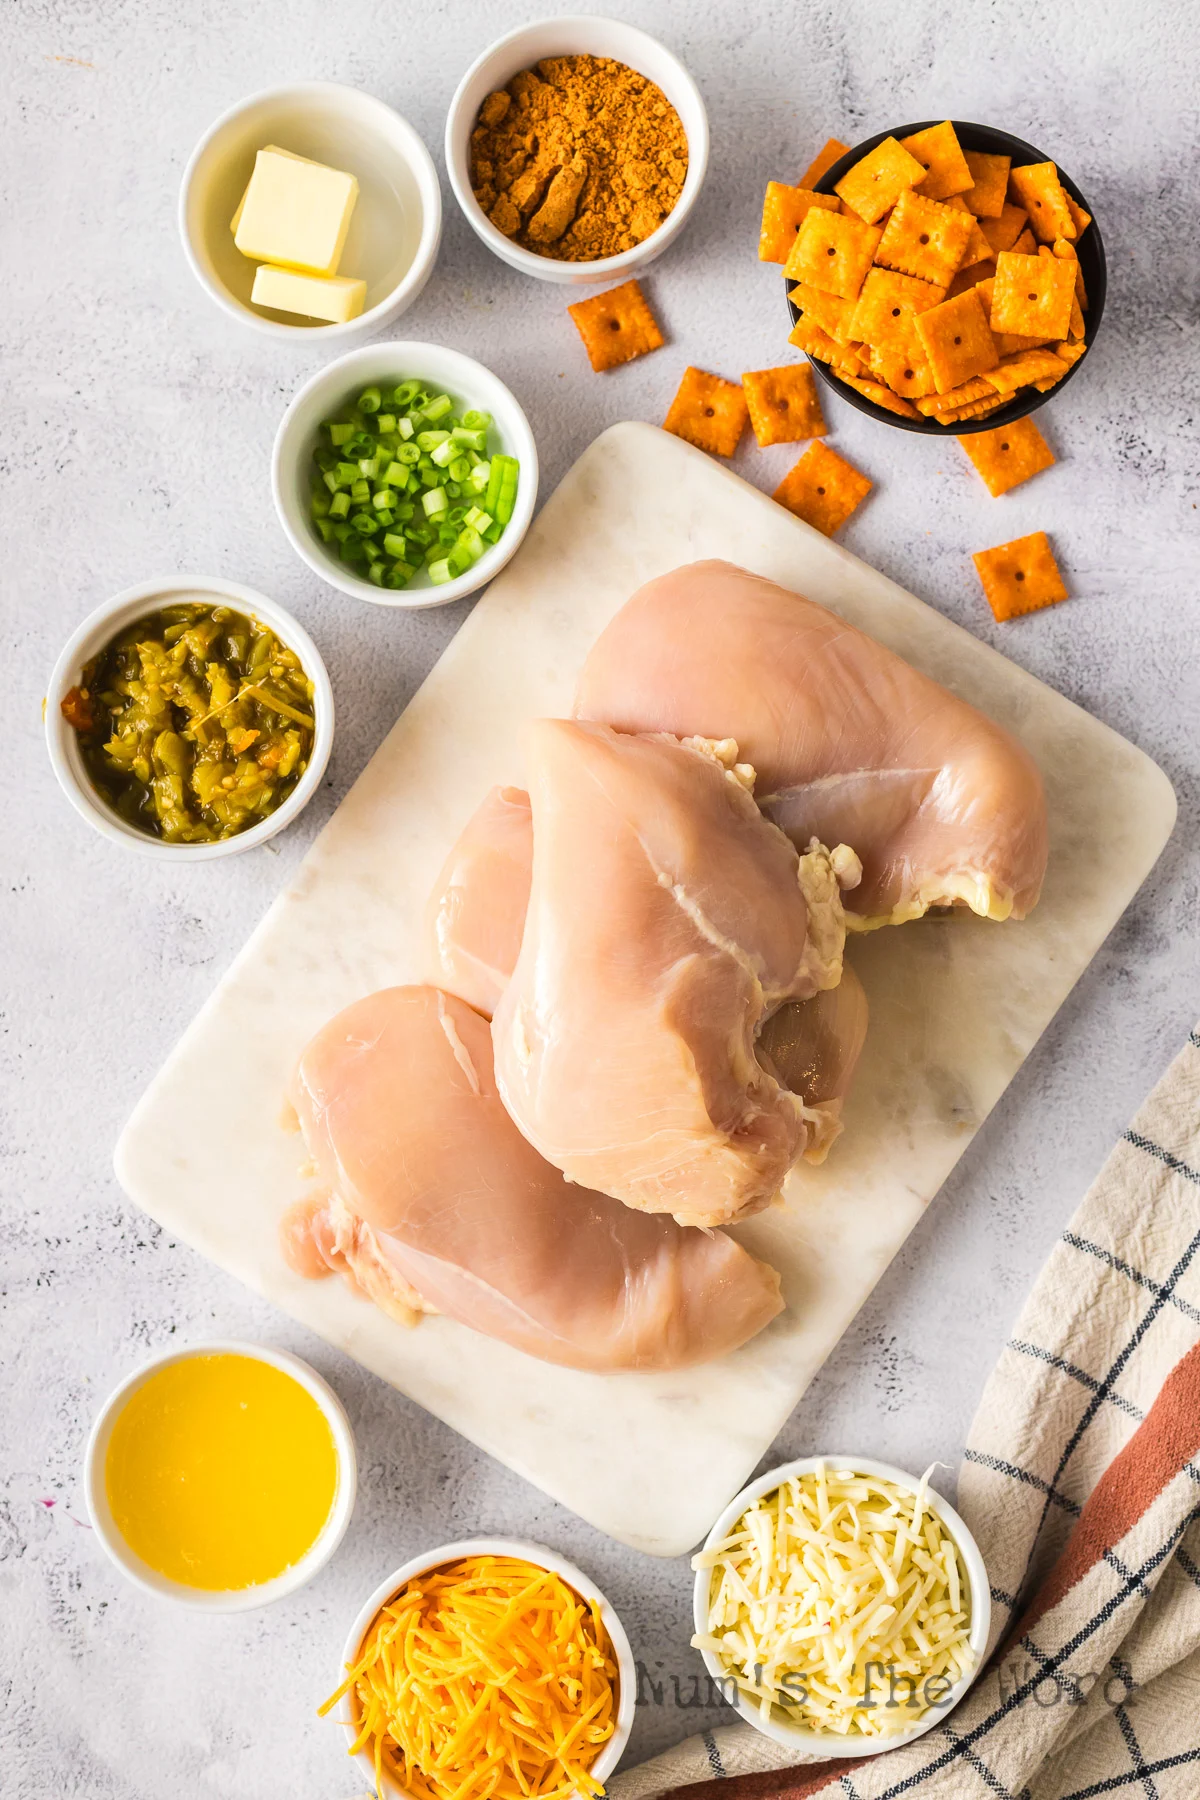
[691,1458,990,1754]
[326,1539,635,1799]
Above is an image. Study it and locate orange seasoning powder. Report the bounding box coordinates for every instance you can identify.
[323,1555,619,1800]
[469,56,688,261]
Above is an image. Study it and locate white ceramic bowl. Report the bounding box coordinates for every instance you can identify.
[46,575,334,859]
[334,1538,636,1796]
[693,1456,991,1757]
[273,341,539,608]
[180,83,441,342]
[84,1341,357,1613]
[445,17,709,285]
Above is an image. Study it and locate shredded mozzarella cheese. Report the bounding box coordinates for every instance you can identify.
[692,1465,975,1738]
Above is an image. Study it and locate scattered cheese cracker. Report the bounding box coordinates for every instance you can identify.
[1008,161,1076,242]
[835,136,926,224]
[759,182,840,263]
[663,366,748,457]
[567,279,664,372]
[991,251,1075,341]
[743,363,828,445]
[785,207,882,298]
[876,189,974,286]
[915,287,999,393]
[773,441,872,534]
[960,149,1011,218]
[901,121,973,200]
[973,531,1067,621]
[958,417,1055,496]
[800,137,850,188]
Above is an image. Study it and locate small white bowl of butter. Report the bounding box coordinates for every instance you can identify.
[692,1456,991,1756]
[180,82,441,341]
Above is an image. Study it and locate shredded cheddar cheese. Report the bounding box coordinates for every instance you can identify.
[322,1555,618,1800]
[691,1465,975,1738]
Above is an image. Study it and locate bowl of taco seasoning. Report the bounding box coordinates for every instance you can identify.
[445,17,709,283]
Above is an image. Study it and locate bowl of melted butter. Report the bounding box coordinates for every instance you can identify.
[84,1341,356,1610]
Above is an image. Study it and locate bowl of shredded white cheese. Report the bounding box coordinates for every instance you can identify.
[691,1457,991,1753]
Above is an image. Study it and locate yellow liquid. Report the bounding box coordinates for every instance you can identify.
[105,1352,339,1591]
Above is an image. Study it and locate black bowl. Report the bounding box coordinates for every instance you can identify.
[786,120,1106,434]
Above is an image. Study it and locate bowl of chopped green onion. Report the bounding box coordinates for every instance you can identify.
[273,343,538,607]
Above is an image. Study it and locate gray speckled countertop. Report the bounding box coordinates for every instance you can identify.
[3,2,1198,1795]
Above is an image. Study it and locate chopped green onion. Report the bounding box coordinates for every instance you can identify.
[329,491,351,519]
[422,487,448,519]
[328,421,355,448]
[383,533,409,558]
[428,557,454,584]
[350,479,371,504]
[358,386,382,414]
[464,506,493,532]
[462,410,490,432]
[375,414,396,434]
[368,561,385,586]
[392,380,421,407]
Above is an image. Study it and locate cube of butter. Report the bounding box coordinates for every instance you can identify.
[234,148,358,276]
[251,263,367,324]
[230,145,314,234]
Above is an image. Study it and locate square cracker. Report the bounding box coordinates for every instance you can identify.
[974,276,1055,356]
[914,288,999,393]
[787,314,865,377]
[982,348,1069,394]
[785,207,882,298]
[848,266,946,345]
[773,441,872,535]
[788,281,859,344]
[1052,238,1088,309]
[840,373,921,418]
[991,251,1075,340]
[868,323,938,398]
[567,279,664,372]
[1011,227,1038,255]
[1008,162,1076,243]
[835,136,926,224]
[1033,340,1087,391]
[958,417,1055,497]
[800,137,850,188]
[900,121,973,200]
[759,182,840,263]
[663,366,748,457]
[961,150,1011,218]
[742,364,828,446]
[979,203,1029,256]
[946,258,997,298]
[876,190,974,286]
[973,531,1067,621]
[945,197,995,267]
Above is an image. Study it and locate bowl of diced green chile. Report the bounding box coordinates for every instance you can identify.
[272,341,538,608]
[46,577,334,859]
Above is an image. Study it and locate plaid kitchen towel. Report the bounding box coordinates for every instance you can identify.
[611,1023,1200,1800]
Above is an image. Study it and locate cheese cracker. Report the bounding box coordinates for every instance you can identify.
[785,207,882,298]
[991,251,1075,341]
[958,417,1055,496]
[1008,162,1076,243]
[847,266,946,345]
[663,367,748,457]
[742,363,828,445]
[840,373,921,418]
[835,136,926,224]
[875,190,974,286]
[979,203,1029,257]
[900,121,973,200]
[567,279,664,372]
[800,138,850,188]
[773,441,872,535]
[960,150,1011,218]
[972,531,1067,621]
[759,182,840,263]
[915,288,999,392]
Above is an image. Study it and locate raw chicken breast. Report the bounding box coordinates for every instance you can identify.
[286,985,783,1372]
[425,786,532,1017]
[575,560,1048,928]
[428,784,869,1159]
[491,720,851,1228]
[757,967,870,1162]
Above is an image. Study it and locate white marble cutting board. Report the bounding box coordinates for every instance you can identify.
[115,423,1175,1557]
